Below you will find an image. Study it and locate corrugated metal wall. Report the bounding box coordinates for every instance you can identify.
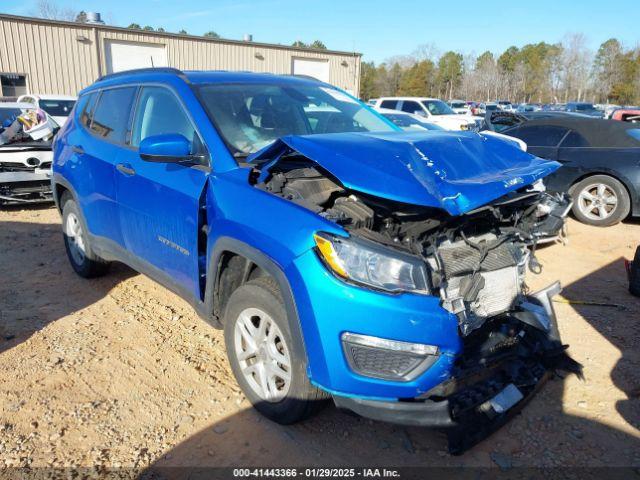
[0,14,361,97]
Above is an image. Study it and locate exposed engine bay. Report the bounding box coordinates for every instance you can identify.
[254,155,572,336]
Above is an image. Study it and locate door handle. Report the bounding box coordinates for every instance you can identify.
[116,163,136,176]
[71,145,84,154]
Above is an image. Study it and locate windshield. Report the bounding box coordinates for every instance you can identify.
[421,100,455,116]
[0,108,22,125]
[575,103,595,111]
[196,83,395,155]
[382,113,444,130]
[450,102,466,109]
[39,99,76,117]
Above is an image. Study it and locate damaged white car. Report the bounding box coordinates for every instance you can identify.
[0,102,57,205]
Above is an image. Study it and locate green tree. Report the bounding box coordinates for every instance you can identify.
[309,40,327,50]
[388,63,403,96]
[476,51,495,70]
[204,31,220,38]
[127,23,141,29]
[143,25,154,31]
[593,38,624,101]
[398,60,435,96]
[359,61,379,100]
[291,41,307,48]
[157,27,165,32]
[178,29,188,34]
[498,46,519,73]
[437,51,464,99]
[610,50,640,104]
[75,11,87,23]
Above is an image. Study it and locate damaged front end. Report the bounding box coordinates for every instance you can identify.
[249,131,579,453]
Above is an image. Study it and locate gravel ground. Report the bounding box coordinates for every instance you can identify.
[0,205,638,472]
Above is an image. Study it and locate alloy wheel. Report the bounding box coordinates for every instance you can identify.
[577,183,618,221]
[233,307,292,402]
[65,212,86,265]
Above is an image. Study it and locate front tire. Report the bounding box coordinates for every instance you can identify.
[570,175,630,227]
[224,276,328,424]
[61,193,110,278]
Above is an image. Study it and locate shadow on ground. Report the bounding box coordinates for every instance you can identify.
[0,213,135,355]
[144,258,640,471]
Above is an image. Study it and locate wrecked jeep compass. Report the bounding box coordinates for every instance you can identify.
[52,69,579,454]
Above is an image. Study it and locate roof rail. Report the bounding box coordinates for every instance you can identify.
[96,67,188,83]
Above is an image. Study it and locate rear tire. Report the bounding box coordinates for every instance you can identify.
[223,276,328,424]
[570,175,630,227]
[61,193,110,278]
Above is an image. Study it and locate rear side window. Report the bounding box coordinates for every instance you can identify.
[561,131,590,147]
[90,87,137,143]
[401,101,422,114]
[380,100,398,109]
[131,86,203,154]
[511,125,569,147]
[77,92,98,128]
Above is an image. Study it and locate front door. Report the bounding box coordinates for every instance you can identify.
[116,85,209,300]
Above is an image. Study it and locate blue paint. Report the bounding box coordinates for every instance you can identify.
[53,69,559,401]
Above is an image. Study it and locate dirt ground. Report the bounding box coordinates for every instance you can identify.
[0,205,638,472]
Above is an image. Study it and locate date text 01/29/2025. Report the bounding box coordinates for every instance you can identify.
[232,468,400,478]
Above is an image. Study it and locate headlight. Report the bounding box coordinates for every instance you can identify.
[313,232,429,294]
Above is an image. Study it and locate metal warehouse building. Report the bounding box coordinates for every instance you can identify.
[0,13,361,98]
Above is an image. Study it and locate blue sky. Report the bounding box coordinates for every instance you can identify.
[2,0,639,63]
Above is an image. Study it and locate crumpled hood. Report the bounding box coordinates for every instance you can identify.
[249,131,561,216]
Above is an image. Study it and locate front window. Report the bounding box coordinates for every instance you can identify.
[39,99,76,118]
[197,83,395,155]
[421,100,455,116]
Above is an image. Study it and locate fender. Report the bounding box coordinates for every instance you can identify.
[51,173,78,213]
[205,236,308,362]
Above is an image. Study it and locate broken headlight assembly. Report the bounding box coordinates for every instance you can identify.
[313,232,429,294]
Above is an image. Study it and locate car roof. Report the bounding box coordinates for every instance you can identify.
[520,116,640,147]
[84,68,328,94]
[378,97,438,101]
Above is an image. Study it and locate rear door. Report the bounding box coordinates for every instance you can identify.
[115,85,209,299]
[65,87,137,246]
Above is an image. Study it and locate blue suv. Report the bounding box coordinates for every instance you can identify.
[52,68,578,454]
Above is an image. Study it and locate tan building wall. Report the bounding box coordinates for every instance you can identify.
[0,14,361,97]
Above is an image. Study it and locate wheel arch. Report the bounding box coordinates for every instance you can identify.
[52,175,77,213]
[205,237,307,358]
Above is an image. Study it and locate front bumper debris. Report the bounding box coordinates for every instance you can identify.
[0,170,53,204]
[333,282,581,455]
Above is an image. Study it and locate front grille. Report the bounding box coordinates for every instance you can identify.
[0,162,35,173]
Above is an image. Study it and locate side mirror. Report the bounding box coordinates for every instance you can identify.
[139,133,192,163]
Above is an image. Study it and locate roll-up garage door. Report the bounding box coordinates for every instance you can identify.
[105,40,168,74]
[292,58,330,83]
